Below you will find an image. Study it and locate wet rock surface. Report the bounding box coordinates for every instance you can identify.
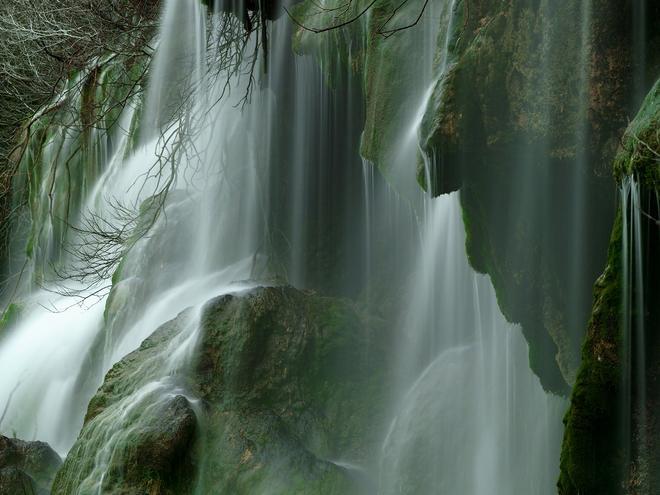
[53,286,387,494]
[0,435,61,494]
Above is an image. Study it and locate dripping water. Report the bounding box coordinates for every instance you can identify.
[621,175,648,482]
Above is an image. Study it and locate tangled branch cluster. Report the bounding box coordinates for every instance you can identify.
[0,0,160,291]
[286,0,432,38]
[0,0,159,153]
[39,7,266,303]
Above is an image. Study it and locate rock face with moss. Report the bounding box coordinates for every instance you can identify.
[53,286,386,494]
[5,53,146,290]
[557,211,625,494]
[291,0,659,393]
[614,79,660,188]
[417,0,660,393]
[292,0,451,195]
[559,78,660,494]
[0,435,62,494]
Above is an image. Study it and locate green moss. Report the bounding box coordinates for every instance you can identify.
[558,209,624,494]
[560,78,660,494]
[0,303,23,335]
[613,78,660,189]
[9,52,148,285]
[57,287,389,494]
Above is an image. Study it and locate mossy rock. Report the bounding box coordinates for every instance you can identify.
[418,0,641,392]
[613,78,660,189]
[0,435,62,494]
[559,78,660,494]
[52,309,198,495]
[54,286,387,494]
[557,210,625,494]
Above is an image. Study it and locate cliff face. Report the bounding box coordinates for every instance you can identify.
[418,0,648,393]
[6,54,146,289]
[560,79,660,495]
[291,0,658,393]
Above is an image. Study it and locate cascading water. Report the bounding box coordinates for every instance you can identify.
[0,0,263,457]
[621,175,649,481]
[362,2,566,488]
[0,0,574,492]
[377,194,565,495]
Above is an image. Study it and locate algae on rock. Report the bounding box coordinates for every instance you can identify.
[559,77,660,495]
[416,0,649,392]
[614,79,660,189]
[54,286,388,494]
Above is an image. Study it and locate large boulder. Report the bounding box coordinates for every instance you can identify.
[52,311,199,495]
[53,286,387,494]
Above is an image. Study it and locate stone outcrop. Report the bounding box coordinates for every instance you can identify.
[559,78,660,494]
[53,286,387,494]
[0,435,62,494]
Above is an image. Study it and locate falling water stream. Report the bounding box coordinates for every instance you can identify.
[379,195,565,494]
[621,176,649,478]
[0,0,568,492]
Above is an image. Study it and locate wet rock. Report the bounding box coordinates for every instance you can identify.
[416,0,642,393]
[94,395,197,495]
[52,310,198,495]
[0,435,61,494]
[54,286,386,494]
[193,287,385,494]
[613,78,660,189]
[0,466,38,494]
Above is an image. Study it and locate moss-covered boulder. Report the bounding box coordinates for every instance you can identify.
[52,309,199,495]
[54,286,387,494]
[192,288,386,493]
[0,435,62,494]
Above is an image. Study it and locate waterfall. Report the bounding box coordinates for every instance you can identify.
[348,0,566,490]
[377,194,565,495]
[372,33,566,483]
[0,0,569,492]
[621,175,648,477]
[0,0,264,456]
